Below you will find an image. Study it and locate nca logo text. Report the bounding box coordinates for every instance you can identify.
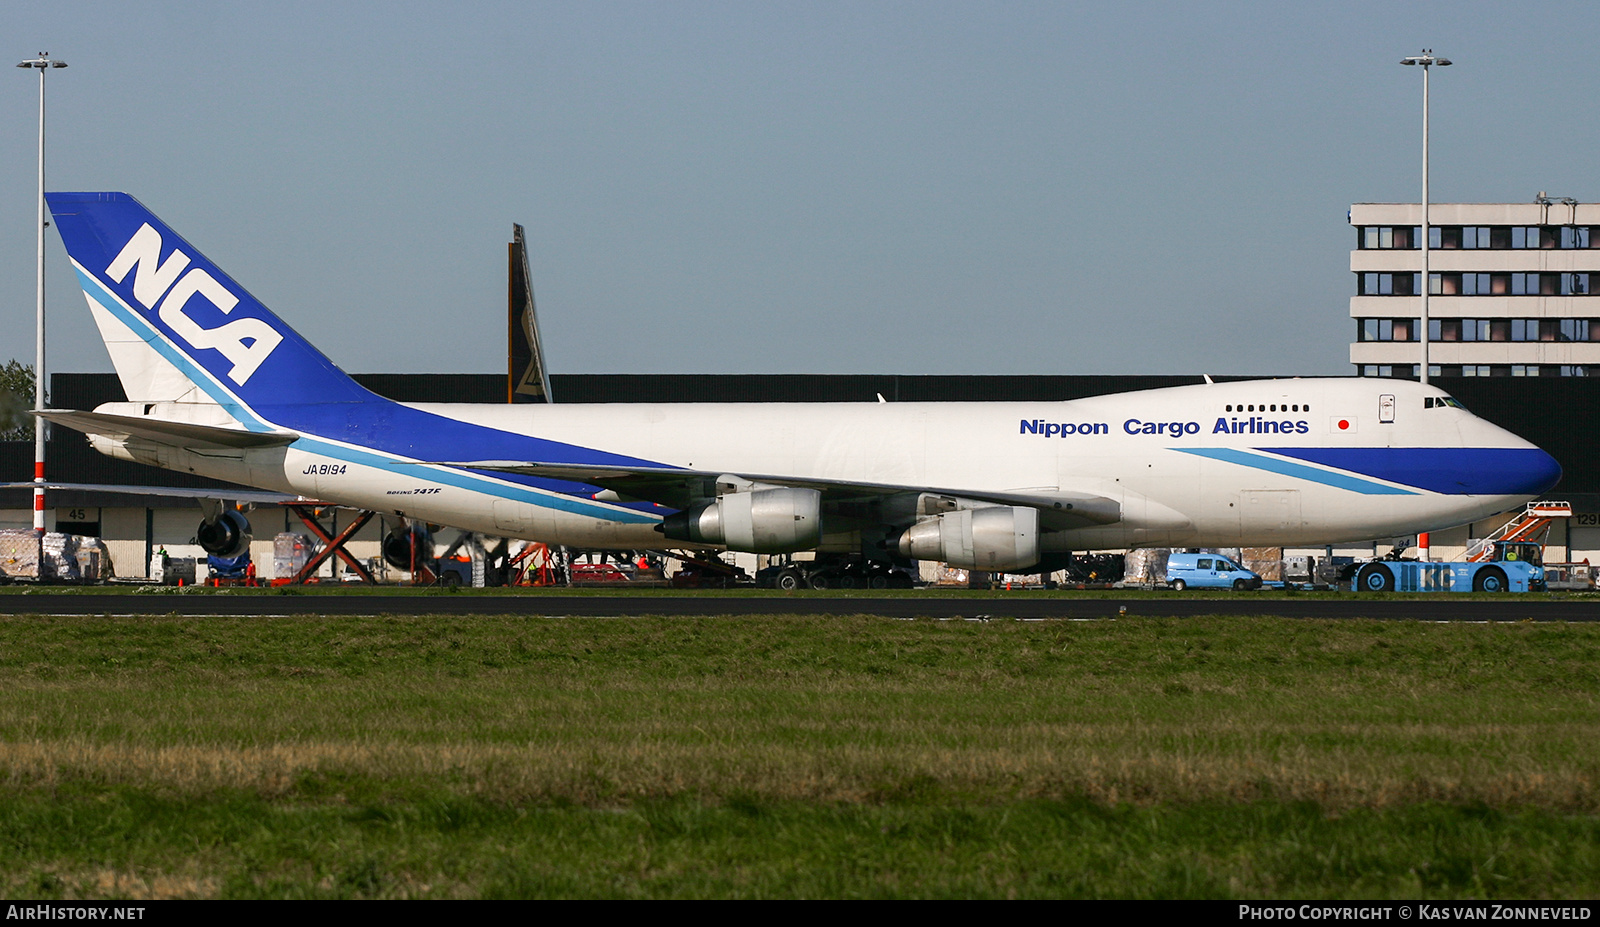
[106,223,283,385]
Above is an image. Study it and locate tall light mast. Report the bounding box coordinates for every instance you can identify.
[16,52,66,534]
[1401,50,1450,385]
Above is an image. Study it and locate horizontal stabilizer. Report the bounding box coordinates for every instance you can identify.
[37,409,299,450]
[0,480,299,504]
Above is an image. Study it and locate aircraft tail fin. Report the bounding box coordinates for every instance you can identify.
[46,192,374,419]
[509,223,552,403]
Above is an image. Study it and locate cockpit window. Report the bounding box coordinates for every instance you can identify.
[1425,396,1467,410]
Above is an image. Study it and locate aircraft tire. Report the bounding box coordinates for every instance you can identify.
[1171,579,1187,592]
[869,575,889,589]
[1357,563,1394,592]
[809,573,830,590]
[1473,567,1508,593]
[775,568,805,591]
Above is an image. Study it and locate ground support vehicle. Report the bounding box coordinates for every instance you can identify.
[758,554,915,590]
[1165,552,1263,591]
[568,561,669,587]
[1351,547,1543,593]
[1541,562,1595,591]
[1352,501,1568,593]
[668,553,752,588]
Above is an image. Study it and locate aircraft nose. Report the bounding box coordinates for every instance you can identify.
[1520,446,1563,496]
[1469,416,1562,496]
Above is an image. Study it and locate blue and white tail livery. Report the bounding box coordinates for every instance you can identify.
[45,192,1563,569]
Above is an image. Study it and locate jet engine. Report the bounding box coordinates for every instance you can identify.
[383,523,435,571]
[196,509,252,559]
[896,505,1039,572]
[659,487,822,553]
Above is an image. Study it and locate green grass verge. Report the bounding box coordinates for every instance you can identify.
[2,581,1598,601]
[0,614,1596,898]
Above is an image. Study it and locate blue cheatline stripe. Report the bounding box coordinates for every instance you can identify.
[71,268,661,525]
[1173,447,1418,495]
[1260,446,1563,497]
[293,437,659,524]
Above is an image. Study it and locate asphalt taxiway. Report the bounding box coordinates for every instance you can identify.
[0,593,1595,620]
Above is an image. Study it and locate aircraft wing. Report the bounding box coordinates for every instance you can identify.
[432,460,1122,529]
[37,409,300,450]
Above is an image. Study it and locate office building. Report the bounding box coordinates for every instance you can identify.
[1351,198,1600,378]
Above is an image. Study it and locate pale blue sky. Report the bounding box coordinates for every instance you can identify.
[3,1,1597,380]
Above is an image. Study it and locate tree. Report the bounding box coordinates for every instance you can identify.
[0,359,42,441]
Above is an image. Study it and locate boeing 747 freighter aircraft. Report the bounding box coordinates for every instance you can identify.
[35,193,1561,575]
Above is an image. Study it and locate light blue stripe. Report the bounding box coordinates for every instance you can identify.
[292,437,658,524]
[73,268,659,525]
[74,266,271,431]
[1174,447,1418,495]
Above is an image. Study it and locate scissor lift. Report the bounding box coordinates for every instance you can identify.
[273,503,378,585]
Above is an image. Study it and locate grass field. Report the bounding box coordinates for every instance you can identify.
[0,612,1596,898]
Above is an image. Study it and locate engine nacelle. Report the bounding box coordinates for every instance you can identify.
[659,487,822,553]
[896,505,1040,572]
[383,524,434,570]
[196,509,252,559]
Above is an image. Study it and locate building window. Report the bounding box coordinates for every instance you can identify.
[1359,319,1419,342]
[1510,226,1550,249]
[1424,272,1588,295]
[1557,319,1594,342]
[1420,225,1600,249]
[1561,365,1589,377]
[1418,227,1600,250]
[1438,226,1492,249]
[1361,226,1419,249]
[1359,273,1421,296]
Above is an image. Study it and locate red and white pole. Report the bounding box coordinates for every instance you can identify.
[31,56,48,535]
[20,53,65,534]
[1418,532,1430,562]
